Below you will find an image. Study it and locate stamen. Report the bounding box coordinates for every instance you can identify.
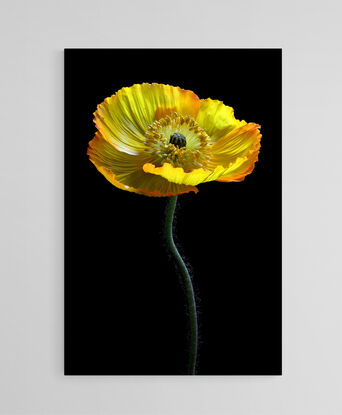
[145,112,211,171]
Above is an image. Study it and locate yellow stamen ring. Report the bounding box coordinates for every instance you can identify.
[145,112,211,172]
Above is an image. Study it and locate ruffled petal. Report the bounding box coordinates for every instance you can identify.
[215,152,260,182]
[143,162,226,186]
[94,83,200,155]
[209,123,262,182]
[209,123,261,164]
[196,98,246,142]
[87,133,198,196]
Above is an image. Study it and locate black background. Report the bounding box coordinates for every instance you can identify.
[65,49,282,375]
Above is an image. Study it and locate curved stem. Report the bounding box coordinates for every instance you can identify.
[165,196,198,375]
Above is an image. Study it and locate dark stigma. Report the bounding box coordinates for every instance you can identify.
[169,132,186,148]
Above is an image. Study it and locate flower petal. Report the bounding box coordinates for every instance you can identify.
[196,98,246,142]
[88,133,198,196]
[209,123,262,182]
[209,122,261,164]
[94,83,200,155]
[143,162,226,186]
[215,152,260,182]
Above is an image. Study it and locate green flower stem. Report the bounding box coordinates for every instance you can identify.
[165,195,198,375]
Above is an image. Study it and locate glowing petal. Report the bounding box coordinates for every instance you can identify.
[209,123,262,182]
[210,123,261,164]
[143,162,226,186]
[88,133,198,196]
[196,98,246,142]
[95,83,200,155]
[215,152,260,182]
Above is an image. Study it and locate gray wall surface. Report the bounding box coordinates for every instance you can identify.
[1,0,341,414]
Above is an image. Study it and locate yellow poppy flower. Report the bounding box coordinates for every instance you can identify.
[87,83,261,196]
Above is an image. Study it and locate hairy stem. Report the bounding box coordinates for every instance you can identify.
[164,196,198,375]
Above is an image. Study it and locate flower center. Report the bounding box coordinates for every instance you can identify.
[169,132,186,148]
[145,112,211,172]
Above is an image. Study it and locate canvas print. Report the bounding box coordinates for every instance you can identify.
[65,49,282,375]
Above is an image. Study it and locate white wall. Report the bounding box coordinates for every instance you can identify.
[1,0,342,414]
